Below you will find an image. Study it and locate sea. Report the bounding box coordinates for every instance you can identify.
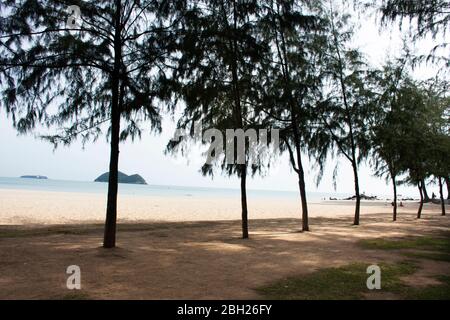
[0,176,352,202]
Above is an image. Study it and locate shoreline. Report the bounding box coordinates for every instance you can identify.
[0,187,442,225]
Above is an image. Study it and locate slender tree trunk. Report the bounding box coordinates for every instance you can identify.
[446,177,450,200]
[298,180,309,231]
[331,17,360,225]
[240,165,249,239]
[439,177,446,216]
[228,0,248,239]
[392,174,397,221]
[417,182,423,219]
[421,179,430,202]
[296,161,309,232]
[352,160,361,225]
[103,100,120,248]
[273,3,309,232]
[292,127,309,231]
[103,0,122,248]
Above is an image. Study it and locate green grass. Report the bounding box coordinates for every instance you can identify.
[256,260,450,300]
[258,233,450,300]
[405,276,450,300]
[359,236,450,251]
[255,261,418,300]
[358,234,450,263]
[403,252,450,262]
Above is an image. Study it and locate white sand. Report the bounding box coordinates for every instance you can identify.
[0,188,434,225]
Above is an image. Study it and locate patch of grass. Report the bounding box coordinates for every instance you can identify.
[359,234,450,263]
[255,261,418,300]
[405,276,450,300]
[404,252,450,262]
[0,226,101,238]
[0,221,216,239]
[359,236,450,251]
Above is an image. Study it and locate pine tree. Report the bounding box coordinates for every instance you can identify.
[319,6,376,225]
[257,0,327,231]
[377,0,450,67]
[0,0,181,247]
[167,0,269,238]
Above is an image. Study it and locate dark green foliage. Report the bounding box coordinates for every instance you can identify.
[379,0,450,40]
[0,0,183,247]
[376,0,450,67]
[370,56,449,219]
[167,0,272,238]
[317,6,379,225]
[255,0,329,231]
[168,0,268,173]
[0,0,179,143]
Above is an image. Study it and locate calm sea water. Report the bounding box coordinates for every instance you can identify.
[0,176,351,202]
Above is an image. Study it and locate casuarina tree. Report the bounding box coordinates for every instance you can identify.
[0,0,181,247]
[257,0,328,231]
[167,0,270,238]
[319,6,377,225]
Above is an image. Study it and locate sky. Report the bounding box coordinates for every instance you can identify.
[0,6,444,198]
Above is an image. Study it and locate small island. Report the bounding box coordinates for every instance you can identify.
[94,171,147,185]
[20,175,48,180]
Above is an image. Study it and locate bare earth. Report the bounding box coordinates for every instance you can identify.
[0,190,448,299]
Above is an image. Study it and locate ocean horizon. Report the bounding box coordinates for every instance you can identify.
[0,176,357,202]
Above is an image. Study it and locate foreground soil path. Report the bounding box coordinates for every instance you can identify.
[0,209,448,299]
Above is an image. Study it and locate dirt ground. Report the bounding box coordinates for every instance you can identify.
[0,209,449,299]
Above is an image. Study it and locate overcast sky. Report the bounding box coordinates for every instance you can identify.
[0,6,443,197]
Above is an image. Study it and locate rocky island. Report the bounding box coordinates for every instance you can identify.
[94,171,147,185]
[20,175,48,179]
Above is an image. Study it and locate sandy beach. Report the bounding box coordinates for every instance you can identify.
[0,188,428,225]
[0,187,448,299]
[0,210,448,299]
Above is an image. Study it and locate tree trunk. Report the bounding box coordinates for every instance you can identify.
[332,23,360,225]
[421,179,430,202]
[103,101,120,248]
[446,177,450,200]
[293,131,309,231]
[103,0,122,248]
[296,166,309,232]
[275,11,309,231]
[392,174,397,221]
[417,182,423,219]
[240,165,249,239]
[439,177,446,216]
[228,0,249,238]
[352,161,361,225]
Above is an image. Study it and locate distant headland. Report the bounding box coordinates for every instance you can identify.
[94,171,147,185]
[20,175,48,180]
